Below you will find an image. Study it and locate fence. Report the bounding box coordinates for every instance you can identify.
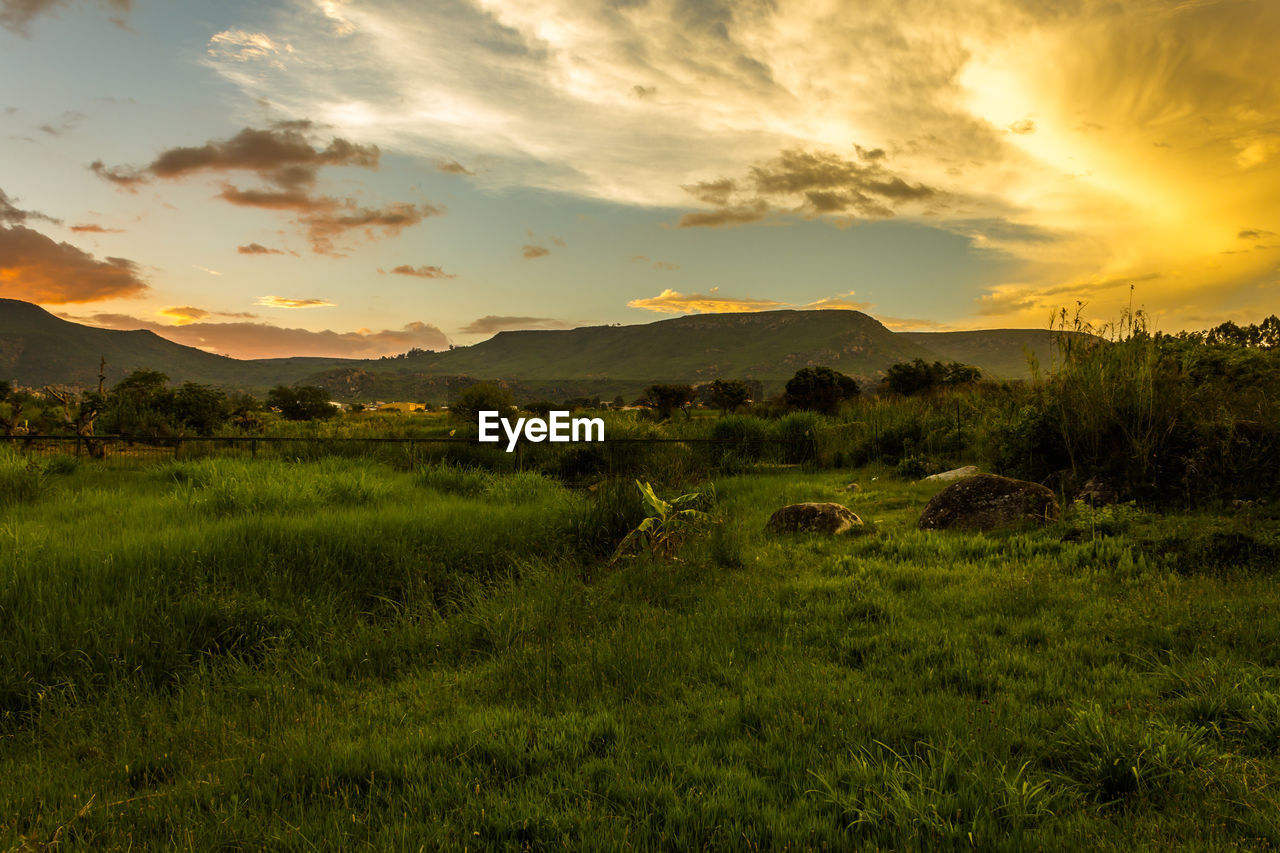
[0,433,836,484]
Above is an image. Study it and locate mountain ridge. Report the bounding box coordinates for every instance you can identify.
[0,299,1062,400]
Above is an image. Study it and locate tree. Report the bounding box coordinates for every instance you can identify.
[883,359,981,396]
[638,384,696,420]
[706,378,752,415]
[104,369,175,436]
[450,383,514,422]
[0,381,32,436]
[173,382,231,435]
[268,385,337,420]
[784,367,859,414]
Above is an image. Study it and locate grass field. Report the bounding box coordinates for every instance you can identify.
[2,452,1279,850]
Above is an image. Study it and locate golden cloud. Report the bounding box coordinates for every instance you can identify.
[627,288,788,314]
[0,224,148,303]
[255,295,335,309]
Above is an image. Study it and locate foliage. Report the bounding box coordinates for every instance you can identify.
[450,382,515,422]
[637,383,696,420]
[882,358,982,396]
[101,369,234,436]
[612,480,713,561]
[3,464,1280,849]
[267,384,337,421]
[705,378,752,414]
[784,366,859,414]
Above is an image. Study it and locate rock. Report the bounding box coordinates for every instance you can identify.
[1075,476,1122,507]
[766,502,864,535]
[844,482,862,493]
[923,465,981,483]
[918,474,1060,531]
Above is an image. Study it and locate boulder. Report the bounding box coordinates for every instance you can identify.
[766,502,864,535]
[918,474,1059,531]
[923,465,981,482]
[1075,476,1122,507]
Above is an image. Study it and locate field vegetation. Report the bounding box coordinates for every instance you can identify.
[2,311,1279,848]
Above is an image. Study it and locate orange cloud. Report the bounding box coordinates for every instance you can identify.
[0,224,148,303]
[69,224,124,233]
[522,244,550,259]
[627,288,788,314]
[255,295,334,308]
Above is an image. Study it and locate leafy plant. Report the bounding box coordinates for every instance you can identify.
[611,480,712,562]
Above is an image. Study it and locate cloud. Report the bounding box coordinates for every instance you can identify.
[69,223,123,233]
[678,201,768,229]
[193,265,222,276]
[1239,229,1277,240]
[628,287,884,316]
[627,288,789,314]
[522,244,550,259]
[0,188,58,225]
[38,110,85,136]
[0,224,148,303]
[435,158,473,175]
[1008,119,1036,135]
[382,264,456,279]
[459,315,575,335]
[155,306,258,325]
[193,0,1280,329]
[207,30,293,67]
[158,306,209,325]
[679,148,939,226]
[237,242,285,254]
[653,261,679,271]
[875,315,950,331]
[67,313,449,359]
[93,122,440,254]
[0,0,128,36]
[804,295,874,311]
[255,295,334,308]
[89,160,148,189]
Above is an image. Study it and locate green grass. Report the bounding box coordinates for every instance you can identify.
[2,458,1279,850]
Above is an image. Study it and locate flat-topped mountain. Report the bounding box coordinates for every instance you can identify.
[0,299,1065,399]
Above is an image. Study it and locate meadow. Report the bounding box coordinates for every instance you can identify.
[2,446,1279,851]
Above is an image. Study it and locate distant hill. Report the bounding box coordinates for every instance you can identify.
[0,299,1064,401]
[0,298,356,390]
[393,310,940,384]
[899,329,1061,378]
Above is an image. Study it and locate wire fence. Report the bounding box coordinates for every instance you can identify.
[0,433,832,483]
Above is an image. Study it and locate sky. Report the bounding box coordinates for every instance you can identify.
[0,0,1277,359]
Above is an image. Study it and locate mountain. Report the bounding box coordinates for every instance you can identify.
[0,298,356,390]
[0,299,1061,400]
[394,310,940,383]
[900,329,1061,378]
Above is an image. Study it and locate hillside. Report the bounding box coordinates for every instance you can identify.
[0,299,357,390]
[394,310,941,382]
[900,329,1063,378]
[0,300,1063,399]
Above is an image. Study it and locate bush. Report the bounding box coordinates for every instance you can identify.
[709,415,768,462]
[0,447,46,507]
[771,411,821,464]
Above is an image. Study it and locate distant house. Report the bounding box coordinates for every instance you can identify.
[377,401,426,413]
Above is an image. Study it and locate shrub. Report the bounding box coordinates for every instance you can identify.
[0,447,46,507]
